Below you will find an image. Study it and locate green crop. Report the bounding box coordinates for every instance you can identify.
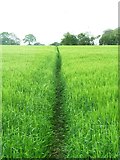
[2,45,118,158]
[2,46,56,158]
[59,46,118,158]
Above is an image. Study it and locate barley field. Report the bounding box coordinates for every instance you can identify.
[2,46,56,158]
[60,46,118,158]
[2,45,118,158]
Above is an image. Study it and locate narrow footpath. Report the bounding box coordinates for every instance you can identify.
[50,46,66,158]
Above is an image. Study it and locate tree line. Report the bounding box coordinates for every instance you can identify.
[0,28,120,45]
[59,28,120,45]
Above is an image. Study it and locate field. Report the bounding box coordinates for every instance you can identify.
[2,46,56,158]
[60,46,118,158]
[2,45,118,158]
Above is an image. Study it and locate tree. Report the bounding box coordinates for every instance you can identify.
[9,33,20,45]
[118,27,120,45]
[0,32,20,45]
[99,29,118,45]
[77,33,95,45]
[23,34,36,45]
[61,32,78,45]
[50,42,60,46]
[34,42,41,45]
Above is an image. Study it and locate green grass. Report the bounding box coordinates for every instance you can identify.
[2,45,56,158]
[59,46,118,158]
[2,45,118,158]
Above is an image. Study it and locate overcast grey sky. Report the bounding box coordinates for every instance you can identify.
[0,0,119,44]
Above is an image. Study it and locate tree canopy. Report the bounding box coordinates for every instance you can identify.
[0,32,20,45]
[99,28,119,45]
[61,32,79,45]
[60,32,95,45]
[23,34,36,45]
[50,42,60,46]
[77,33,95,45]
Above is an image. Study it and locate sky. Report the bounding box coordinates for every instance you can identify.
[0,0,119,45]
